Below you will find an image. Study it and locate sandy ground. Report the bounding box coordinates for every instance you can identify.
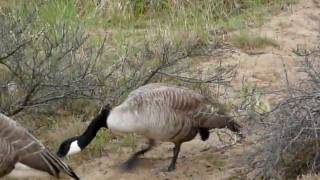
[64,0,320,180]
[74,134,246,180]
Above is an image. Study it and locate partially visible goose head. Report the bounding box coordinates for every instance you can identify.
[56,104,111,157]
[223,116,245,140]
[225,116,242,133]
[199,115,244,140]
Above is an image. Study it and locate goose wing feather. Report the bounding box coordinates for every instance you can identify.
[0,113,43,159]
[126,83,209,112]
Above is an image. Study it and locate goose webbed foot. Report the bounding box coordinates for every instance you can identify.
[120,155,139,171]
[154,165,176,176]
[120,140,154,171]
[167,163,176,171]
[158,164,176,172]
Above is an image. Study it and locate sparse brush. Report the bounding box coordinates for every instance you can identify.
[251,48,320,179]
[0,1,105,116]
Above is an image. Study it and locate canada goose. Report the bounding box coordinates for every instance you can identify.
[0,113,79,179]
[57,83,242,171]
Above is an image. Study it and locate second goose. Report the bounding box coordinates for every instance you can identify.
[0,113,79,179]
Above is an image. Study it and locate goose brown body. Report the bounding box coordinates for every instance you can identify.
[107,83,238,143]
[0,113,79,179]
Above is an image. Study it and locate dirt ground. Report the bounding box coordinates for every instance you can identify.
[66,0,320,180]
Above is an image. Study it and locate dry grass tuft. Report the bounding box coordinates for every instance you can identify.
[230,32,279,50]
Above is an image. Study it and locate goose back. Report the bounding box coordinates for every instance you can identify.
[107,83,221,142]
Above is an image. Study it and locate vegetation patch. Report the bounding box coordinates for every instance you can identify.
[205,154,226,168]
[251,48,320,179]
[231,32,279,50]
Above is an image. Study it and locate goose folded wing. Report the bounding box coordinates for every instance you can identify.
[153,87,209,111]
[130,85,207,110]
[0,113,44,159]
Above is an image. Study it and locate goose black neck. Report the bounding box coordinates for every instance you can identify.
[77,108,109,149]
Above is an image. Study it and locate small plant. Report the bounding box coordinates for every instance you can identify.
[205,154,226,168]
[292,44,311,56]
[87,129,112,156]
[240,83,270,114]
[121,134,138,151]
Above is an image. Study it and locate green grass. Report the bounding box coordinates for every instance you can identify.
[9,0,295,50]
[86,129,112,156]
[231,32,279,50]
[3,0,296,65]
[98,0,289,47]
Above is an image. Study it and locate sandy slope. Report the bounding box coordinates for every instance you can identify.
[69,0,320,180]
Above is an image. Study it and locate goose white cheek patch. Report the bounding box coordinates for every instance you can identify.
[68,141,81,156]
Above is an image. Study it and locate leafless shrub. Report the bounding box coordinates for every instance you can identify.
[0,7,104,116]
[0,2,236,119]
[251,48,320,179]
[97,37,236,107]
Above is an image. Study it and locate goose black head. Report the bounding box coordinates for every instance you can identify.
[56,104,112,157]
[226,118,242,133]
[56,136,80,157]
[225,117,245,140]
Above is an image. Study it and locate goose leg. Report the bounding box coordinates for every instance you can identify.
[166,143,181,172]
[121,140,154,171]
